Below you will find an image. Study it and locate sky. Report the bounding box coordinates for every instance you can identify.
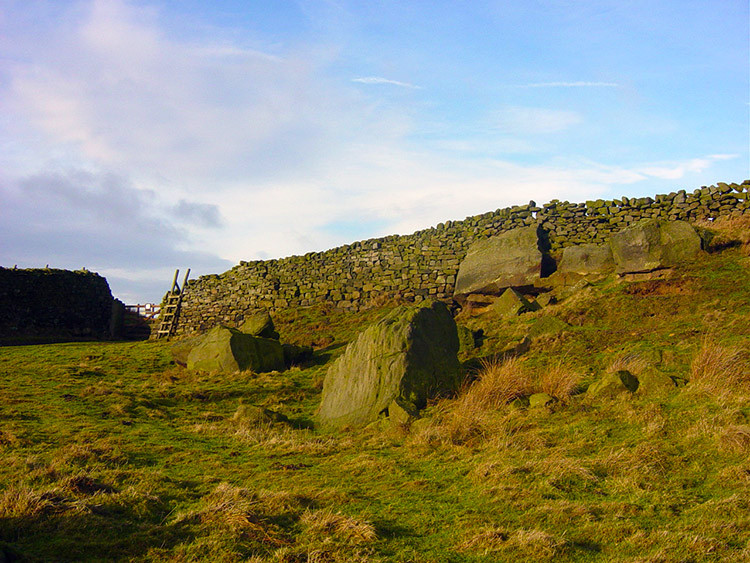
[1,0,748,303]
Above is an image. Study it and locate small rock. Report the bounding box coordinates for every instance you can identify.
[588,370,639,398]
[529,393,556,408]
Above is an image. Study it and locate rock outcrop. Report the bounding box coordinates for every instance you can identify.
[559,243,614,276]
[317,301,461,429]
[609,219,702,274]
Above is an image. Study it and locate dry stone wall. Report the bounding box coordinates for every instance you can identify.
[177,181,750,335]
[0,267,116,344]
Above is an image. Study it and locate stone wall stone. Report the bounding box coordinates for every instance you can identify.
[176,181,750,335]
[0,267,116,344]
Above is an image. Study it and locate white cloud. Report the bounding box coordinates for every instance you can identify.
[495,106,582,135]
[637,154,739,180]
[352,76,421,89]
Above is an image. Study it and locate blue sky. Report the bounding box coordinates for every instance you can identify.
[1,0,748,302]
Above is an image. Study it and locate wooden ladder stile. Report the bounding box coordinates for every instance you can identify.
[155,268,190,340]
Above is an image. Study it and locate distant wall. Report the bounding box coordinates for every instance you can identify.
[0,268,116,345]
[177,181,750,335]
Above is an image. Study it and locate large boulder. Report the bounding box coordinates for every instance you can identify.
[171,333,205,367]
[317,301,461,429]
[454,226,545,298]
[609,219,701,274]
[187,325,285,373]
[559,243,614,275]
[239,309,279,340]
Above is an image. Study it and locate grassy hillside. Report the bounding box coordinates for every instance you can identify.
[1,219,749,562]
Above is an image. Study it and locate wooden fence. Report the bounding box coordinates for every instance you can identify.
[125,303,161,320]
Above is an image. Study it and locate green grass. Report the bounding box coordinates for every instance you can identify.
[1,246,750,562]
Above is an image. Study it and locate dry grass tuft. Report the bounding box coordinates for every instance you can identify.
[173,483,288,546]
[0,486,57,519]
[689,339,750,397]
[508,528,566,559]
[538,360,582,401]
[457,527,508,553]
[720,425,750,453]
[461,356,534,411]
[697,215,750,255]
[458,527,565,559]
[300,508,377,544]
[608,352,652,375]
[408,357,532,446]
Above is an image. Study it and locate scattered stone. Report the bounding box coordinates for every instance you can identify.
[490,288,540,317]
[454,226,545,298]
[510,396,530,409]
[233,404,288,425]
[587,370,639,398]
[317,301,461,429]
[536,293,556,307]
[609,219,702,274]
[187,325,285,373]
[529,393,556,408]
[238,309,280,339]
[637,368,677,395]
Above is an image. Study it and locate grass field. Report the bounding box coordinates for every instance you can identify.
[2,228,750,562]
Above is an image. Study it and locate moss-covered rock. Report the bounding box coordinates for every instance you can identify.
[490,288,539,317]
[529,393,556,408]
[233,404,288,425]
[609,219,701,274]
[588,370,639,398]
[238,309,280,339]
[316,301,461,429]
[559,243,614,275]
[187,325,285,373]
[454,226,544,297]
[457,324,478,354]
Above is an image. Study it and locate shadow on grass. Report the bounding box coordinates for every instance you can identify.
[0,504,194,562]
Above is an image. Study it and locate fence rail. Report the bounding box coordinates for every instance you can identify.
[125,303,160,321]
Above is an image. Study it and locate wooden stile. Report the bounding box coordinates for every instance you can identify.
[154,268,190,339]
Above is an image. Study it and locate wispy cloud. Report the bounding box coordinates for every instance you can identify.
[637,154,739,180]
[518,81,619,88]
[352,76,421,89]
[495,106,582,135]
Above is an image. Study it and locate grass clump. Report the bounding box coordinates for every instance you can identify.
[537,360,582,401]
[689,338,750,397]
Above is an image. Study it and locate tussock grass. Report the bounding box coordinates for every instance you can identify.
[607,352,652,375]
[720,425,750,453]
[697,215,750,255]
[458,527,566,559]
[300,508,377,544]
[462,356,534,410]
[408,357,532,446]
[689,338,750,397]
[173,483,290,548]
[537,360,582,401]
[0,486,57,520]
